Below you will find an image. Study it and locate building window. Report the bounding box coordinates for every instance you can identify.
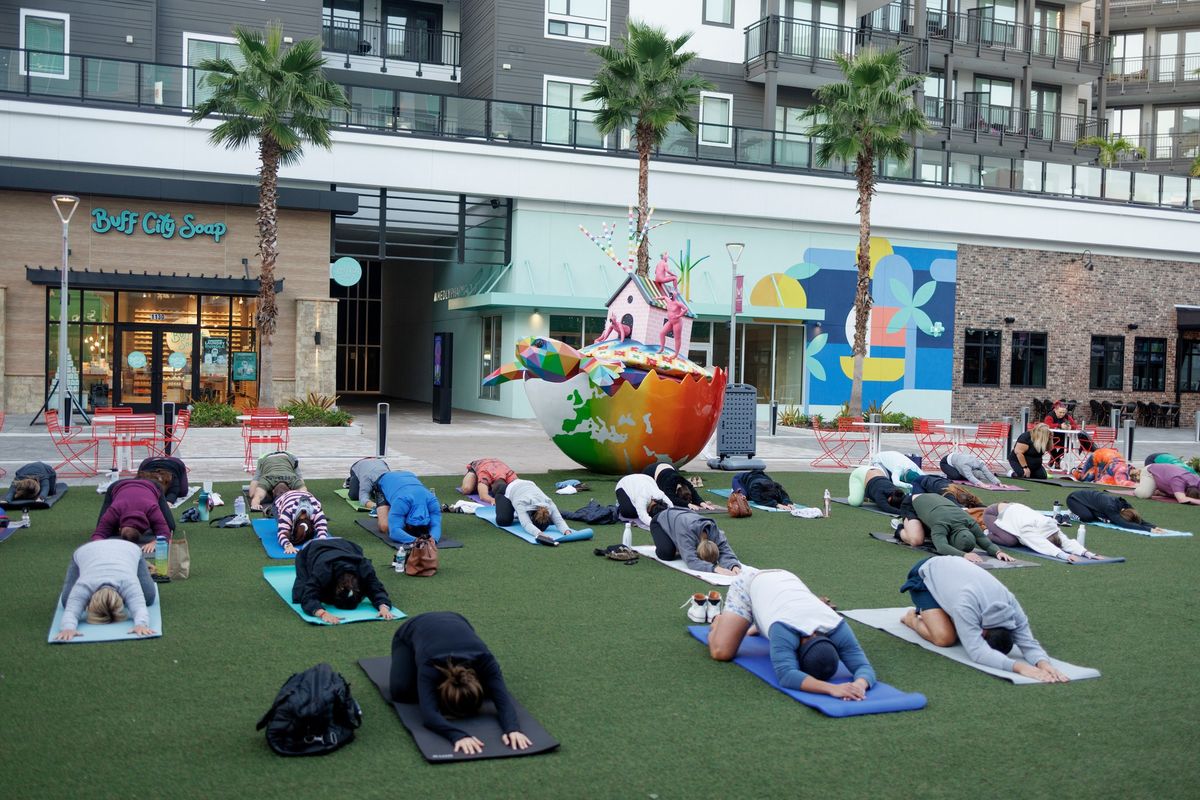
[183,32,242,106]
[1178,340,1200,392]
[962,329,1001,386]
[1110,32,1144,77]
[1089,335,1125,390]
[480,315,503,400]
[699,92,733,147]
[549,314,606,348]
[19,8,69,78]
[546,0,608,43]
[322,0,363,53]
[1010,331,1047,388]
[703,0,734,26]
[1132,337,1167,392]
[544,77,604,148]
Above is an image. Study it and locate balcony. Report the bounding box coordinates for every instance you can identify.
[744,16,915,88]
[1108,53,1200,102]
[321,18,460,79]
[1109,0,1200,26]
[923,10,1107,80]
[923,96,1105,153]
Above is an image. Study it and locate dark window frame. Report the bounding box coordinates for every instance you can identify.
[702,0,735,27]
[1132,336,1167,392]
[1177,339,1200,393]
[1089,335,1126,391]
[1010,330,1048,388]
[962,328,1002,386]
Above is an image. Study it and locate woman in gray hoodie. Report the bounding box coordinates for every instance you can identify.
[649,507,741,575]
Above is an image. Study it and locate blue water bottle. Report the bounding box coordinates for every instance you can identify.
[154,535,169,579]
[197,489,210,522]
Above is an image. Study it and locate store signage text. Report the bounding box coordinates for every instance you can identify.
[91,209,228,243]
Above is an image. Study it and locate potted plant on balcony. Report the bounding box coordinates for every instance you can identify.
[1077,134,1147,167]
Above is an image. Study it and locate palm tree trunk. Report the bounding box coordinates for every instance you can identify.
[256,136,281,407]
[849,148,875,417]
[636,125,652,277]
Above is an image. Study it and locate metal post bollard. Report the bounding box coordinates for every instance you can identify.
[1019,407,1030,433]
[162,402,176,456]
[1124,419,1135,463]
[1195,410,1200,443]
[1002,416,1014,454]
[1110,407,1121,430]
[377,403,389,457]
[770,401,778,436]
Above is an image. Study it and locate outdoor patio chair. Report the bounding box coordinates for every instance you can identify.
[913,418,953,464]
[242,414,291,472]
[962,421,1010,471]
[45,409,99,478]
[811,418,868,468]
[114,415,166,471]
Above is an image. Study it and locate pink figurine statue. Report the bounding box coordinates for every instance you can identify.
[654,252,680,299]
[595,307,631,344]
[658,297,687,354]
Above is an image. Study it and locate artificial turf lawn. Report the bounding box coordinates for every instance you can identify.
[1,472,1197,800]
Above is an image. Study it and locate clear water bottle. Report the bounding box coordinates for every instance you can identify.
[621,522,633,548]
[823,489,832,518]
[22,509,31,528]
[393,546,407,573]
[1052,500,1061,515]
[234,495,247,518]
[155,536,169,577]
[1076,523,1087,548]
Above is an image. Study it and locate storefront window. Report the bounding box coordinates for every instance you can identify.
[81,324,114,408]
[201,295,231,328]
[118,292,198,325]
[232,295,257,328]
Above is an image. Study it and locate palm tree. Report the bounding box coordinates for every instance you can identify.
[189,24,349,406]
[1077,134,1146,167]
[585,21,714,276]
[1190,154,1200,178]
[802,47,929,416]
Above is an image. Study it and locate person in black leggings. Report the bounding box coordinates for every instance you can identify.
[1008,424,1051,479]
[1066,490,1164,533]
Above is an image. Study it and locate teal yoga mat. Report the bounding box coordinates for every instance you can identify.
[473,506,593,544]
[709,488,805,512]
[48,597,163,643]
[261,565,405,625]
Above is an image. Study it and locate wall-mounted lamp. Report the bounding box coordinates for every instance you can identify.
[532,308,541,315]
[1127,323,1139,331]
[1082,249,1094,271]
[1004,317,1016,324]
[314,332,322,346]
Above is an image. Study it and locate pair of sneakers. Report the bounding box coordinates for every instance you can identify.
[682,591,722,623]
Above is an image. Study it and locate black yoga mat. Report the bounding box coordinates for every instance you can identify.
[1,483,69,510]
[867,532,1038,569]
[358,656,559,763]
[354,517,463,549]
[830,497,894,516]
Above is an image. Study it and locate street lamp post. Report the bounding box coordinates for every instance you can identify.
[52,194,81,423]
[725,242,744,383]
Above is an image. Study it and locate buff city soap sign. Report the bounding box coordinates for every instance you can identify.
[91,209,228,243]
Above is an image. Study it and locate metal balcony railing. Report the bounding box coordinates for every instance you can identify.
[925,10,1107,67]
[321,18,461,73]
[746,17,859,63]
[1108,52,1200,91]
[922,97,1105,143]
[0,47,1195,211]
[1110,0,1200,15]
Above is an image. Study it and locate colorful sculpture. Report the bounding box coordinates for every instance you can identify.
[654,251,680,298]
[595,306,632,344]
[658,296,687,354]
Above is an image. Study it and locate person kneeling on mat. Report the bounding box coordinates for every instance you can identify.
[981,503,1106,562]
[615,473,674,527]
[460,458,518,506]
[1143,452,1197,474]
[54,538,158,641]
[292,538,394,625]
[1066,489,1165,534]
[494,479,573,543]
[644,462,720,511]
[136,456,189,504]
[900,556,1069,682]
[907,473,983,509]
[939,452,1001,487]
[376,471,442,544]
[870,451,924,492]
[6,461,57,503]
[848,466,906,511]
[1137,463,1200,505]
[650,506,741,576]
[898,494,1015,563]
[390,611,531,755]
[92,478,172,553]
[707,568,876,701]
[275,489,330,554]
[1009,424,1051,479]
[347,456,390,510]
[732,469,795,510]
[248,451,305,512]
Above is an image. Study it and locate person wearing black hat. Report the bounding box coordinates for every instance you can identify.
[707,568,876,700]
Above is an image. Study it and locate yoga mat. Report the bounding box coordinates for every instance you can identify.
[954,481,1026,492]
[1034,511,1192,538]
[630,546,747,586]
[686,626,926,717]
[358,656,559,763]
[252,518,297,559]
[709,488,806,513]
[831,497,895,516]
[261,565,404,625]
[334,487,368,512]
[1106,489,1181,504]
[48,596,163,644]
[0,524,21,544]
[868,533,1039,569]
[473,506,593,545]
[841,608,1101,684]
[168,487,198,509]
[1000,543,1125,565]
[2,483,69,510]
[455,489,484,503]
[354,517,464,549]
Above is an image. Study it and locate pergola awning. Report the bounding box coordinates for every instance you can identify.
[26,267,283,296]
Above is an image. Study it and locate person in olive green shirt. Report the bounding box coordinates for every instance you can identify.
[904,493,1017,565]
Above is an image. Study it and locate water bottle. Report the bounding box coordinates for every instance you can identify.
[1076,523,1087,548]
[1052,500,1061,515]
[823,489,832,518]
[621,522,633,548]
[22,509,31,528]
[234,495,247,518]
[197,490,210,522]
[154,535,169,577]
[393,546,407,573]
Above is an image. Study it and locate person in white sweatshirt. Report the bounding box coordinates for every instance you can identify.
[614,473,673,527]
[870,451,924,492]
[494,478,573,540]
[982,502,1108,562]
[55,539,158,641]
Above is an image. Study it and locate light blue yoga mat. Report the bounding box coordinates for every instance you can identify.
[1002,544,1125,565]
[473,506,593,544]
[709,488,805,513]
[261,565,405,625]
[687,626,926,717]
[48,597,163,643]
[1038,511,1192,538]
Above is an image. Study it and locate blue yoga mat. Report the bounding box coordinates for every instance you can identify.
[0,525,18,544]
[252,518,294,559]
[48,596,163,644]
[687,626,926,718]
[1038,511,1192,538]
[473,506,593,544]
[709,488,807,513]
[261,565,405,625]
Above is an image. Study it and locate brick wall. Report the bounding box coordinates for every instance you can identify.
[952,243,1200,425]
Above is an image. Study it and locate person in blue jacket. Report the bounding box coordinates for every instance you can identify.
[376,470,442,544]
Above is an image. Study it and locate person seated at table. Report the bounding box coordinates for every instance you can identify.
[649,506,741,575]
[848,466,906,511]
[292,537,394,624]
[494,478,573,542]
[981,502,1107,562]
[899,493,1015,563]
[1044,401,1093,469]
[1066,490,1166,534]
[136,456,189,504]
[389,611,532,755]
[939,452,1002,487]
[707,568,877,701]
[1070,447,1139,487]
[1143,453,1198,474]
[5,461,57,503]
[1008,423,1051,479]
[643,462,721,510]
[53,538,158,641]
[377,470,442,544]
[899,556,1069,682]
[92,477,173,552]
[347,456,390,510]
[614,473,674,527]
[1136,462,1200,505]
[731,469,795,510]
[870,451,924,492]
[248,451,305,511]
[275,489,330,554]
[459,458,518,506]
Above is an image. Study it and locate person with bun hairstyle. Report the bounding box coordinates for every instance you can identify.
[389,611,532,755]
[649,506,741,575]
[5,461,57,503]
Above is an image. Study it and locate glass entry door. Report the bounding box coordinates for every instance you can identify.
[115,326,199,412]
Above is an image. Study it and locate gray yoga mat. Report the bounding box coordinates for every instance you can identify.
[2,483,69,510]
[868,532,1039,569]
[355,517,463,549]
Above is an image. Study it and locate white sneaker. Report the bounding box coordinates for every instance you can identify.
[705,591,723,622]
[889,516,903,532]
[681,593,708,624]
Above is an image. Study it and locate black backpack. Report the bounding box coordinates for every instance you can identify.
[256,663,362,756]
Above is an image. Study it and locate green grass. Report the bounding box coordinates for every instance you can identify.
[2,473,1197,799]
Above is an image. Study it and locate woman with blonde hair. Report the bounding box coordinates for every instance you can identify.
[390,611,532,755]
[649,506,741,576]
[54,539,157,641]
[1009,423,1052,479]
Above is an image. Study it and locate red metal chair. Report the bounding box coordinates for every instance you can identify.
[0,410,6,477]
[1084,426,1117,449]
[242,414,291,472]
[913,418,954,465]
[163,408,191,455]
[811,418,869,468]
[963,421,1011,471]
[45,409,99,478]
[114,414,166,471]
